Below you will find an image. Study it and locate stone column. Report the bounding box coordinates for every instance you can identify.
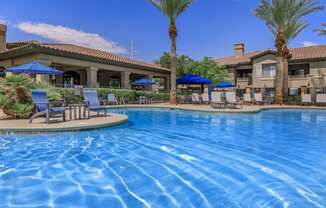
[120,71,131,89]
[87,66,99,88]
[165,77,171,91]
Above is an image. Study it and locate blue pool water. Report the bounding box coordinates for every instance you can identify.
[0,108,326,208]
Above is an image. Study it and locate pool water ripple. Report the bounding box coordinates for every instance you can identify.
[0,108,326,208]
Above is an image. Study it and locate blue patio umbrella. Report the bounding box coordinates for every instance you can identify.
[215,82,235,88]
[132,78,155,86]
[6,61,63,75]
[176,74,211,85]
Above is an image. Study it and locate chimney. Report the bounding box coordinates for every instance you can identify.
[0,24,7,52]
[234,43,245,56]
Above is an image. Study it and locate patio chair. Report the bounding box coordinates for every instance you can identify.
[192,93,201,104]
[107,93,119,106]
[138,96,148,104]
[211,92,225,108]
[83,90,108,117]
[29,89,66,124]
[301,94,312,105]
[254,93,263,105]
[243,93,252,105]
[226,92,242,109]
[201,93,210,104]
[316,94,326,105]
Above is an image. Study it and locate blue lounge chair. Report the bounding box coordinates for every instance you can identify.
[107,93,119,106]
[29,89,66,124]
[83,90,108,117]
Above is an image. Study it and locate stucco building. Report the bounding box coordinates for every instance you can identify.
[0,24,171,90]
[216,43,326,97]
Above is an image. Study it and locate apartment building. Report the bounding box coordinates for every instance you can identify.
[216,43,326,98]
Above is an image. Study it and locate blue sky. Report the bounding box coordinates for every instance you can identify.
[0,0,325,62]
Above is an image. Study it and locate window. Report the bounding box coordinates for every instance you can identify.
[262,64,276,77]
[237,69,252,78]
[289,64,309,77]
[289,88,299,96]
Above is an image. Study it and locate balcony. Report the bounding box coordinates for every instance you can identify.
[236,76,252,88]
[289,74,308,79]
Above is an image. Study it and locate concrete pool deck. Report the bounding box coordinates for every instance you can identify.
[0,104,325,133]
[116,103,326,113]
[0,111,128,133]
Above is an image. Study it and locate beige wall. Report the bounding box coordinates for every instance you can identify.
[233,54,326,90]
[252,54,277,89]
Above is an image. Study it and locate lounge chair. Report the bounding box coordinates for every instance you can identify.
[192,93,201,104]
[243,93,252,105]
[29,89,66,124]
[316,94,326,105]
[226,92,242,109]
[83,90,108,117]
[201,93,210,104]
[211,92,225,108]
[254,93,263,105]
[107,93,119,106]
[301,94,312,105]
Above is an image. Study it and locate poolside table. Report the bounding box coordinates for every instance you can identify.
[67,103,90,120]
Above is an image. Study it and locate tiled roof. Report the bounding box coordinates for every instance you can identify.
[3,41,169,72]
[216,51,261,66]
[216,45,326,66]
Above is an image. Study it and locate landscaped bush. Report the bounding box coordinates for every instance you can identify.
[0,75,63,118]
[58,88,170,104]
[0,75,169,119]
[284,96,301,105]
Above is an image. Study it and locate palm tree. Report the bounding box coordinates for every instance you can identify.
[316,23,326,35]
[253,0,323,104]
[150,0,193,104]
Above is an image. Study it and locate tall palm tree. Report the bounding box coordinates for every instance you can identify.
[150,0,193,104]
[253,0,323,104]
[316,23,326,35]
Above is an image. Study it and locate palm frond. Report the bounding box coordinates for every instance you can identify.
[149,0,193,19]
[316,22,326,35]
[253,0,324,42]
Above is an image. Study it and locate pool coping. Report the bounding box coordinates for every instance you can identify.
[1,104,325,133]
[110,104,326,114]
[0,113,128,133]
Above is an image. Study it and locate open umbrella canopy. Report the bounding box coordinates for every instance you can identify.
[132,78,155,86]
[176,74,211,85]
[6,61,63,75]
[215,82,235,88]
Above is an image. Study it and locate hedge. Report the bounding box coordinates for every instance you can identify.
[55,88,170,104]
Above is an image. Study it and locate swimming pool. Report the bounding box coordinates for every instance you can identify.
[0,108,325,208]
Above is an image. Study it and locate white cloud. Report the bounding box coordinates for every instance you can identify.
[16,22,126,54]
[301,41,318,47]
[0,16,8,25]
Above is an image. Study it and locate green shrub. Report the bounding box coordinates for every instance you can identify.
[58,88,170,104]
[0,75,170,119]
[284,96,301,105]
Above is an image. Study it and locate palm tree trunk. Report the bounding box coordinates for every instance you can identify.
[275,30,290,105]
[282,57,289,100]
[169,18,177,104]
[275,56,284,104]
